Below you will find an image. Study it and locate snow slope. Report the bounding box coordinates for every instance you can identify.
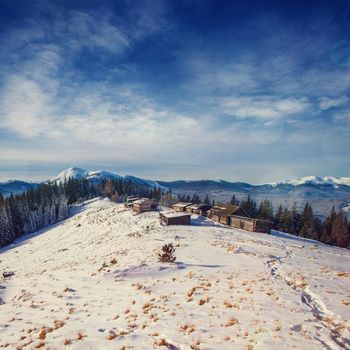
[0,198,350,350]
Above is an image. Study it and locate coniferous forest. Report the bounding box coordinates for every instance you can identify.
[169,193,350,249]
[1,179,349,249]
[0,178,162,248]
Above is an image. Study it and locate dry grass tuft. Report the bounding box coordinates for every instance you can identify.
[54,320,65,329]
[76,332,86,340]
[107,331,117,340]
[337,271,350,278]
[225,318,239,327]
[180,324,196,334]
[63,338,71,345]
[157,338,168,346]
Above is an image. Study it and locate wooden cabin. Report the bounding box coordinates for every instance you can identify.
[125,196,140,208]
[208,204,248,225]
[160,211,191,226]
[172,202,193,212]
[186,203,211,216]
[132,198,157,213]
[230,215,272,234]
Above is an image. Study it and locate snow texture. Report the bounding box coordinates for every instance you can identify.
[0,198,349,349]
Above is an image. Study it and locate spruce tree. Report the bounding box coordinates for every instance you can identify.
[332,211,349,248]
[0,194,14,247]
[274,204,284,231]
[203,194,210,205]
[230,194,238,205]
[299,203,318,240]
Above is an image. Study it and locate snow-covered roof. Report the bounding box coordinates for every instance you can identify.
[161,211,191,218]
[173,202,193,208]
[132,198,154,205]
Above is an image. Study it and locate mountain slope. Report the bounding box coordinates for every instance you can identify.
[0,180,38,197]
[50,167,123,184]
[49,167,164,189]
[0,198,349,349]
[1,169,349,217]
[271,176,350,187]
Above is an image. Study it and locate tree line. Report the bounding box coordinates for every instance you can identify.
[161,192,350,249]
[1,180,349,250]
[236,194,349,249]
[0,177,160,248]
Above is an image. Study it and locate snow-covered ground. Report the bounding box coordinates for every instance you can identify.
[0,198,349,350]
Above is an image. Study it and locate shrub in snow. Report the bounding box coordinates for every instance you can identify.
[158,243,176,263]
[2,271,15,278]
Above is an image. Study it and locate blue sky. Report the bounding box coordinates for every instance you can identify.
[0,0,349,183]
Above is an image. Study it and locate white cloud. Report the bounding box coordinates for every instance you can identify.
[319,95,349,110]
[333,110,350,124]
[0,75,57,137]
[65,11,129,53]
[220,96,310,121]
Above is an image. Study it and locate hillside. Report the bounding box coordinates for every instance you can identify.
[0,198,349,349]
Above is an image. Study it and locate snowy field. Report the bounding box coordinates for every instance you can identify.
[0,198,349,350]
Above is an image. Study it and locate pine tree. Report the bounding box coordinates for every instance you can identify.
[160,192,175,207]
[332,211,349,248]
[57,195,69,221]
[203,194,210,205]
[191,194,201,204]
[257,199,273,221]
[229,194,238,205]
[274,204,284,231]
[320,206,336,245]
[299,203,318,240]
[290,203,301,235]
[0,194,14,247]
[241,195,258,218]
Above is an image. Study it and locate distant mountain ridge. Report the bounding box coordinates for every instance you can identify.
[270,175,350,187]
[1,168,349,216]
[0,180,38,197]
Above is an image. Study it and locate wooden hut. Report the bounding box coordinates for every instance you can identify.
[125,196,140,208]
[172,202,193,212]
[160,211,191,226]
[230,215,272,234]
[208,204,248,225]
[132,198,157,213]
[186,203,211,216]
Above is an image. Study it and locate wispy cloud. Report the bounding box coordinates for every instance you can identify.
[0,0,349,181]
[220,96,311,122]
[319,95,349,110]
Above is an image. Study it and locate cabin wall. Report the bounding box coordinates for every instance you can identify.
[255,221,272,233]
[160,212,191,225]
[230,217,242,229]
[219,216,230,225]
[210,214,220,222]
[243,220,255,232]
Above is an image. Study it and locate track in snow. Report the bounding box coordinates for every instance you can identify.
[265,246,350,350]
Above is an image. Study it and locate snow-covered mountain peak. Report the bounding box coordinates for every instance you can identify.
[50,167,163,188]
[50,167,90,183]
[271,175,350,187]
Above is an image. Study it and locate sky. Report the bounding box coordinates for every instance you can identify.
[0,0,349,184]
